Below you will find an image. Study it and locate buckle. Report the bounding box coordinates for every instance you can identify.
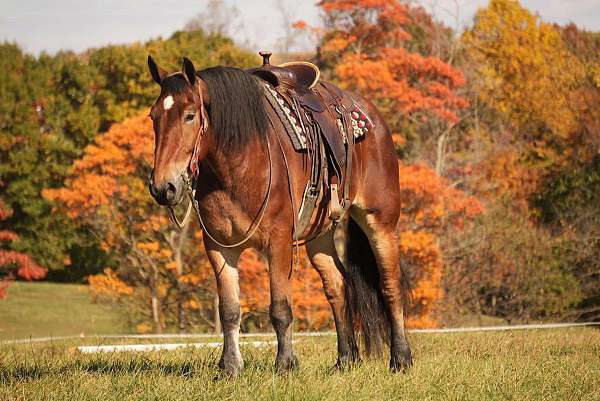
[329,184,342,221]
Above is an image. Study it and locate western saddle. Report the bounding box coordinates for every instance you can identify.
[251,51,320,91]
[248,51,373,241]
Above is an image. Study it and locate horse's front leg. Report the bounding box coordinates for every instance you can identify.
[267,237,299,371]
[205,240,244,375]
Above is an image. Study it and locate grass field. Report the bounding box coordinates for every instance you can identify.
[0,282,130,340]
[1,327,599,401]
[1,283,599,400]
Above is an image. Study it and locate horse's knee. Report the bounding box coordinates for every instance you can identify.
[270,299,293,331]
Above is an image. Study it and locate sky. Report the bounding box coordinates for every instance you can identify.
[1,0,599,55]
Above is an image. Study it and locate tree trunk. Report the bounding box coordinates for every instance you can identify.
[178,295,186,333]
[169,223,190,333]
[436,129,448,176]
[151,291,162,334]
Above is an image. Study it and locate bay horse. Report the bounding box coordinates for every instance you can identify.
[146,55,412,374]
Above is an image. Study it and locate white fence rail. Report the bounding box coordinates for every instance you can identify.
[3,322,599,347]
[77,340,280,354]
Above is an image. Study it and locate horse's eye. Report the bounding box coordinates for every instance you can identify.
[184,112,195,123]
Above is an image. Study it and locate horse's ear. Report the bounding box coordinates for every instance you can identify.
[182,57,196,85]
[148,55,167,85]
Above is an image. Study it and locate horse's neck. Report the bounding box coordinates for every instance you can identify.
[201,139,267,202]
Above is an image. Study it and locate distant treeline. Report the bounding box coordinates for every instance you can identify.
[1,0,599,331]
[0,30,257,276]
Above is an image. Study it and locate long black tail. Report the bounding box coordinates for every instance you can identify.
[344,217,410,356]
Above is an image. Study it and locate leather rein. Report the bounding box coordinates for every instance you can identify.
[166,90,273,249]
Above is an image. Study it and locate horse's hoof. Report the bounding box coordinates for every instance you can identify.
[218,354,244,376]
[275,354,299,372]
[389,352,412,373]
[334,354,361,371]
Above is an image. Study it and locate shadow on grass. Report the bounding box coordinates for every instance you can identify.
[1,355,305,382]
[0,345,343,382]
[1,356,214,382]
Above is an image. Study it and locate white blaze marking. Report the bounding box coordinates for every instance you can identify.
[163,95,175,110]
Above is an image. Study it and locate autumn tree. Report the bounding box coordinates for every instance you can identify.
[533,154,600,322]
[0,29,259,277]
[443,204,581,323]
[462,0,584,170]
[398,163,482,327]
[531,24,600,321]
[44,114,214,333]
[307,0,468,162]
[0,199,46,299]
[558,23,600,161]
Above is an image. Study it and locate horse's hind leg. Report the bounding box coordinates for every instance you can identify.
[350,207,412,372]
[204,241,244,375]
[306,229,359,368]
[268,236,299,371]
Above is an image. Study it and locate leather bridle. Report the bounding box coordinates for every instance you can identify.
[166,83,273,249]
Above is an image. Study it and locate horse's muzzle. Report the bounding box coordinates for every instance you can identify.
[148,173,183,206]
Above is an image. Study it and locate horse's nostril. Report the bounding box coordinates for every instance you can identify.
[165,182,177,201]
[149,182,158,198]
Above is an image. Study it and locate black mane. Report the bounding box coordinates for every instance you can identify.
[198,67,269,151]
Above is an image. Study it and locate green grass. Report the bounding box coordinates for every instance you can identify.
[0,282,130,340]
[1,328,599,400]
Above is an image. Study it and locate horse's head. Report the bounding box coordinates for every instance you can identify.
[147,56,209,206]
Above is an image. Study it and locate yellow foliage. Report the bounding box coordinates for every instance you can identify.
[88,268,133,301]
[137,241,160,252]
[179,273,203,285]
[463,0,584,138]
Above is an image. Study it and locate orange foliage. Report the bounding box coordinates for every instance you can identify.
[43,114,154,219]
[316,0,468,123]
[44,113,212,331]
[399,163,483,327]
[88,268,134,301]
[238,249,269,314]
[291,264,331,330]
[474,149,542,212]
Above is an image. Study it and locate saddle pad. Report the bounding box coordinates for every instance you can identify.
[263,82,373,153]
[263,83,308,151]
